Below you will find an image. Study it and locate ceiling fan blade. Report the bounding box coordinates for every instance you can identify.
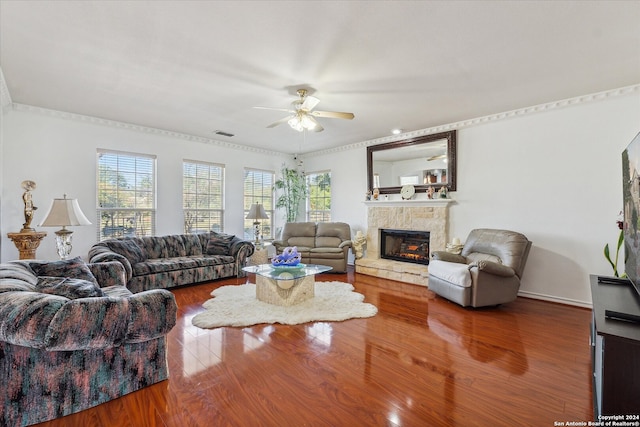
[311,110,355,120]
[266,116,293,128]
[427,154,447,161]
[301,95,320,112]
[253,106,294,114]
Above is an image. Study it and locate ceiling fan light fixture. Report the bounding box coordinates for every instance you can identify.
[300,115,316,130]
[258,88,353,133]
[287,112,316,132]
[288,116,303,132]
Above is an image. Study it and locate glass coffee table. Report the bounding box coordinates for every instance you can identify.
[242,264,332,306]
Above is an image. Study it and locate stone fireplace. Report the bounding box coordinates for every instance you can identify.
[355,199,452,286]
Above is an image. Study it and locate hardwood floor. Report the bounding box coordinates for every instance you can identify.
[38,269,593,426]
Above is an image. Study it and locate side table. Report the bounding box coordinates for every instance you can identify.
[7,231,47,259]
[248,243,270,266]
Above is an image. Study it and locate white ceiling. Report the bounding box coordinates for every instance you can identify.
[1,1,639,155]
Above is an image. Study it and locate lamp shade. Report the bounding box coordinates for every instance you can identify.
[40,195,92,227]
[245,203,269,220]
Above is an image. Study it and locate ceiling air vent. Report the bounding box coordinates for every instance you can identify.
[214,130,234,137]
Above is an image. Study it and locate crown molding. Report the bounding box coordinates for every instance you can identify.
[10,103,290,158]
[7,83,639,159]
[302,83,640,158]
[0,67,13,111]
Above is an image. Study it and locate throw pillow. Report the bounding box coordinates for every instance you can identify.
[36,276,105,299]
[29,256,99,286]
[206,232,235,255]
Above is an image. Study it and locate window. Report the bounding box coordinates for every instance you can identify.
[183,160,224,233]
[243,168,274,240]
[97,150,156,240]
[306,171,331,222]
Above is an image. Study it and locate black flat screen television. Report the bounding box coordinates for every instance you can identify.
[622,131,640,300]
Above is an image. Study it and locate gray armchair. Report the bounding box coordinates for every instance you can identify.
[428,229,532,308]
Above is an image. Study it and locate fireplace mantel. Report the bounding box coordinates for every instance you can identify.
[363,199,454,208]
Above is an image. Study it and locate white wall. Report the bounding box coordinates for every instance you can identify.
[303,147,369,236]
[2,88,639,306]
[452,93,639,305]
[0,70,10,259]
[0,108,289,261]
[305,88,640,306]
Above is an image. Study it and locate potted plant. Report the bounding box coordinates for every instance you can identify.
[274,164,307,223]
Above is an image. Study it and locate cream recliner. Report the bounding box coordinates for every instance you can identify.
[428,229,532,308]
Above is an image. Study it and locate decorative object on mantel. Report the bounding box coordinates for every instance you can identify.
[427,186,435,199]
[21,180,38,232]
[401,184,415,200]
[445,237,464,254]
[352,230,367,259]
[7,231,47,260]
[438,186,448,199]
[372,173,380,200]
[39,194,92,260]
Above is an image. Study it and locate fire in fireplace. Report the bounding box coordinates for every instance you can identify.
[380,229,430,265]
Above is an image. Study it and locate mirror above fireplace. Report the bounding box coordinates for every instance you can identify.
[367,130,457,195]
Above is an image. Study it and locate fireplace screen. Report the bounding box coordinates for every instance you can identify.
[380,229,430,265]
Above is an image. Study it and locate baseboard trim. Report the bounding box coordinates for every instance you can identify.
[517,290,592,309]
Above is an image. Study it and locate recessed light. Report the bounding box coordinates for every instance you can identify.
[391,129,402,135]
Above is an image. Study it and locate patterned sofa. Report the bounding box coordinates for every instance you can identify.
[88,232,255,293]
[0,257,177,426]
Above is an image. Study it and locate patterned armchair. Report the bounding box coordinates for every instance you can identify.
[0,257,177,426]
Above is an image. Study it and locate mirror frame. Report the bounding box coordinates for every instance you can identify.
[367,130,457,195]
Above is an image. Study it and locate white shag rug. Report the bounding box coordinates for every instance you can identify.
[192,281,377,329]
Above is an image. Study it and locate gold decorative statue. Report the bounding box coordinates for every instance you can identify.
[21,180,38,232]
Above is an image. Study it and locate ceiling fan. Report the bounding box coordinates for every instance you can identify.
[254,89,354,132]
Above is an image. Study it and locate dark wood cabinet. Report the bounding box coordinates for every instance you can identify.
[590,275,640,417]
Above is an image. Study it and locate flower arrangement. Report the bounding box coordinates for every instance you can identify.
[604,213,626,277]
[272,246,302,266]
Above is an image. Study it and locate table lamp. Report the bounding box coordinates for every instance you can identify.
[245,203,269,244]
[39,194,92,259]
